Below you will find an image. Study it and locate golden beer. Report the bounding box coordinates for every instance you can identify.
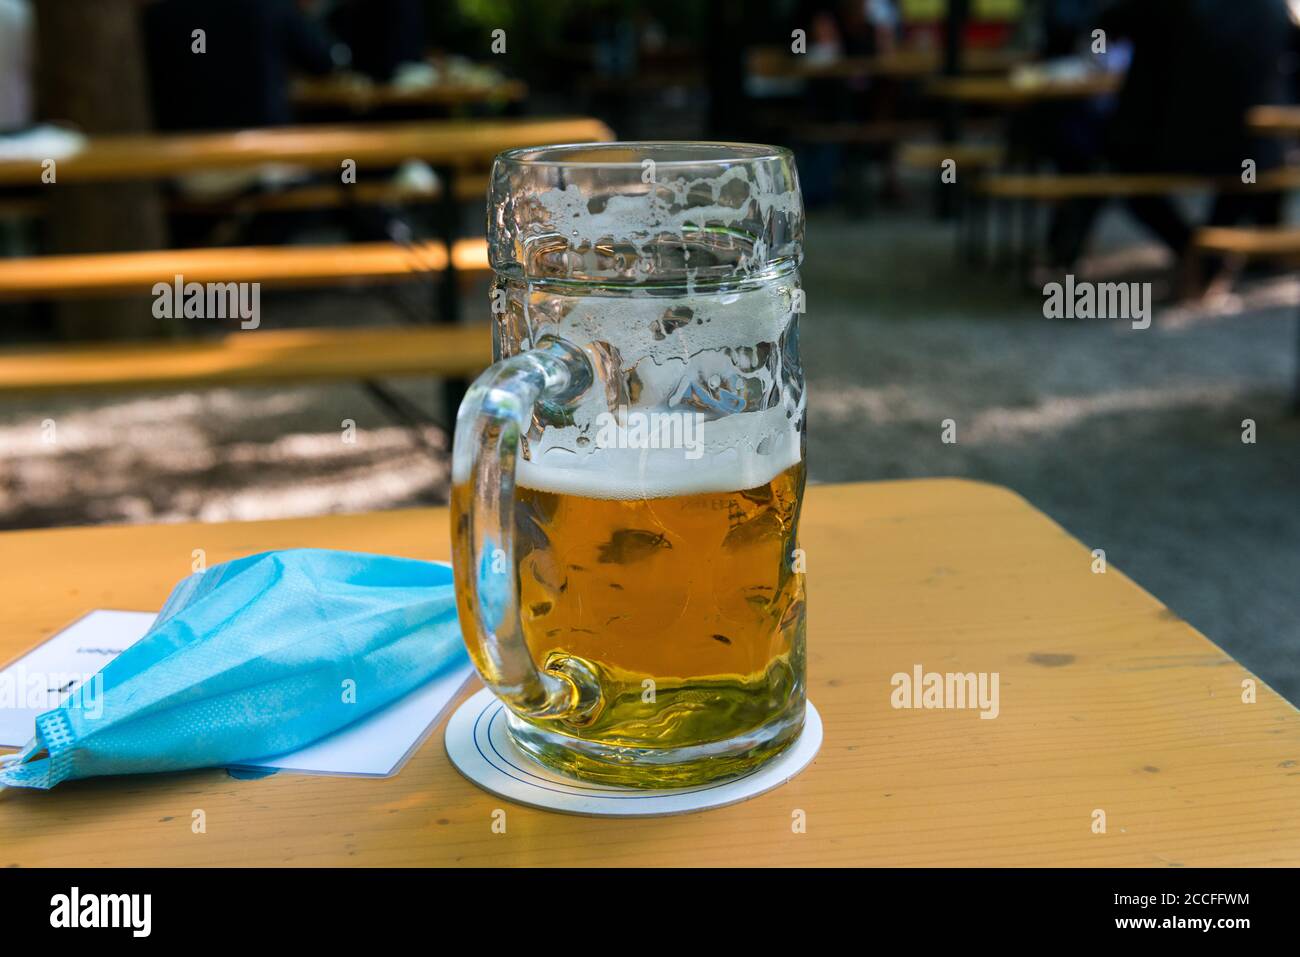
[452,460,806,786]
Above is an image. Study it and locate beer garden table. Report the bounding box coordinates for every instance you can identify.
[1,479,1295,866]
[1248,105,1300,137]
[747,47,1028,82]
[925,72,1122,107]
[0,117,613,186]
[291,76,528,113]
[0,115,613,329]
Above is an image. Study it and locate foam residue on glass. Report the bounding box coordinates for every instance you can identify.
[521,160,803,288]
[480,144,807,500]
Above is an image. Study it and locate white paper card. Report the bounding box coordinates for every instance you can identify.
[445,687,823,817]
[0,609,474,778]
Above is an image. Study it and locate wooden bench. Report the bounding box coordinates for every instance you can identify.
[1247,104,1300,136]
[0,173,493,224]
[979,167,1300,201]
[980,172,1214,200]
[925,73,1122,107]
[0,118,613,186]
[972,169,1300,278]
[292,76,528,112]
[904,139,1003,167]
[1194,225,1300,262]
[898,142,1004,172]
[0,239,493,418]
[0,238,489,300]
[748,47,1027,81]
[1192,226,1300,407]
[0,325,491,397]
[793,120,930,146]
[169,172,491,216]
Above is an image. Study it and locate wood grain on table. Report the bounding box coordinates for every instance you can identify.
[0,479,1295,866]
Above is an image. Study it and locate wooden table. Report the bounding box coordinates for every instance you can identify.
[1248,104,1300,136]
[0,238,488,300]
[926,73,1121,106]
[0,117,613,186]
[1,479,1296,866]
[293,76,528,112]
[749,47,1028,81]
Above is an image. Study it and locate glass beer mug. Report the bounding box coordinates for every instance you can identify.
[451,142,806,787]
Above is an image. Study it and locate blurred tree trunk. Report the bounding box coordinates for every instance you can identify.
[34,0,168,340]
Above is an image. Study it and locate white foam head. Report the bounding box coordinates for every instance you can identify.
[516,406,802,500]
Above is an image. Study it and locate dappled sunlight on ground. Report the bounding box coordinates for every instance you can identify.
[0,382,450,528]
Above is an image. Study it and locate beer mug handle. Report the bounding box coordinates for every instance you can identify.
[450,336,602,721]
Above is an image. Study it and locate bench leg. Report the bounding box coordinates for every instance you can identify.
[994,196,1013,273]
[433,163,470,421]
[1017,197,1038,288]
[953,183,967,263]
[434,164,461,328]
[967,188,990,268]
[1293,302,1300,415]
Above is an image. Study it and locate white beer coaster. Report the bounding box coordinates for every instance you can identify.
[444,687,822,817]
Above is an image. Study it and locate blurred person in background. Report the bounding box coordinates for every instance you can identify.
[1047,0,1294,283]
[1040,0,1100,58]
[142,0,334,132]
[0,0,32,132]
[793,0,903,207]
[1036,0,1112,255]
[849,0,901,58]
[328,0,426,82]
[0,0,31,262]
[141,0,336,244]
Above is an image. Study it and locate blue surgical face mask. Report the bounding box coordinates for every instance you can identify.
[0,549,465,790]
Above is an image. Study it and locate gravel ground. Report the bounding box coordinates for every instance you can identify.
[2,198,1297,702]
[800,205,1300,705]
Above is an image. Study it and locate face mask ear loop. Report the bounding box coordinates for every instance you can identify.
[0,738,40,766]
[0,738,43,793]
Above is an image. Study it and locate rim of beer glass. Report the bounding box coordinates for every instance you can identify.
[495,141,794,170]
[489,141,803,284]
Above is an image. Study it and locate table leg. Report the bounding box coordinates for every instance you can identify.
[1292,302,1300,414]
[434,163,469,422]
